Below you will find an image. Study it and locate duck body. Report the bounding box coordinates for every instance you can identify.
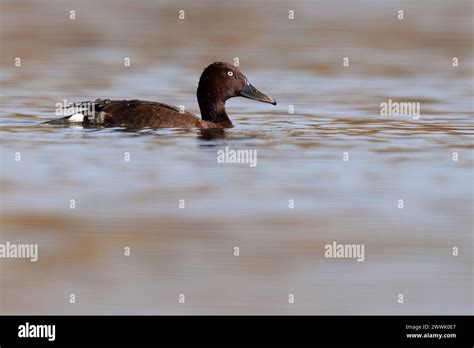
[48,99,228,129]
[45,62,276,129]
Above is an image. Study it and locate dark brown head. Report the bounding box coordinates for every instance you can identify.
[197,62,276,126]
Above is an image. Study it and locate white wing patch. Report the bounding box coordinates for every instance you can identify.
[68,113,85,122]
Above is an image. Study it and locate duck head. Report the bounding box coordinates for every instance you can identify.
[197,62,276,126]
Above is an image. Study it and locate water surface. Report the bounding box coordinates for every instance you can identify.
[0,0,473,314]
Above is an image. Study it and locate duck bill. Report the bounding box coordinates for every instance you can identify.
[240,80,277,105]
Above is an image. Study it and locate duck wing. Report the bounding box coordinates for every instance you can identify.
[45,99,204,128]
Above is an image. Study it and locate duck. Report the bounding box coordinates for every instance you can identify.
[45,62,276,129]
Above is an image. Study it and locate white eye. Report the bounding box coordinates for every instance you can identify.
[227,71,234,77]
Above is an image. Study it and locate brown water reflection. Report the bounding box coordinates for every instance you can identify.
[0,0,473,314]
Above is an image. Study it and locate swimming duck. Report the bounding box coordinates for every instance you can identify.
[46,62,276,129]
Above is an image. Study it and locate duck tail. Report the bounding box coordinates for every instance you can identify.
[43,113,86,125]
